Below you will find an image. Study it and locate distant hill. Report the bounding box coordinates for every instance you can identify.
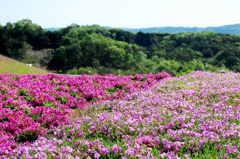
[44,27,62,31]
[105,24,240,34]
[45,24,240,34]
[0,54,49,75]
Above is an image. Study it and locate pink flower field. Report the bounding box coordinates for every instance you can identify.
[0,72,170,158]
[1,71,240,158]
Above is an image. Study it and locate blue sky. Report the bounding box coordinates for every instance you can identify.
[0,0,239,28]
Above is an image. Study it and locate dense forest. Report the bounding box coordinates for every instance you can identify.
[0,19,240,76]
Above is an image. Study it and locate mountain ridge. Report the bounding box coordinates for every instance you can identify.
[111,23,240,34]
[44,23,240,34]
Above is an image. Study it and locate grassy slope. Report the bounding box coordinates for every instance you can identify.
[0,54,49,75]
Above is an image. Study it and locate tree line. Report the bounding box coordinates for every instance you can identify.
[0,19,240,76]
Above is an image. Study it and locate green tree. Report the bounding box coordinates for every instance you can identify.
[48,46,67,71]
[104,45,125,68]
[65,44,82,68]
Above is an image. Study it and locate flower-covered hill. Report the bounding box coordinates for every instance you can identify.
[6,71,240,159]
[0,72,171,158]
[2,71,240,158]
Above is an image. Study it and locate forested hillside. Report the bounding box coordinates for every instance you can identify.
[1,19,240,76]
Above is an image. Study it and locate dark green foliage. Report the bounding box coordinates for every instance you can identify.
[30,113,42,122]
[42,101,57,108]
[107,85,125,94]
[1,89,7,95]
[18,88,28,96]
[140,77,147,81]
[15,131,39,143]
[57,96,68,105]
[1,19,240,76]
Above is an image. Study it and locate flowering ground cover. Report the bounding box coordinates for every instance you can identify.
[2,71,240,158]
[0,72,170,158]
[3,71,240,159]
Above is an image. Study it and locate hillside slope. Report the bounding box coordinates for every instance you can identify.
[0,54,49,75]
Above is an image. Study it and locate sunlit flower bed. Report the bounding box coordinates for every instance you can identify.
[0,72,170,158]
[3,71,240,159]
